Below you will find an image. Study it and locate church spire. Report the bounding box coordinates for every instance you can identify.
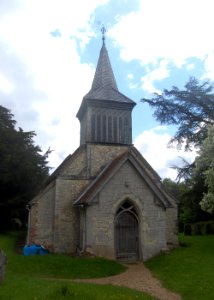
[76,32,136,146]
[91,28,118,91]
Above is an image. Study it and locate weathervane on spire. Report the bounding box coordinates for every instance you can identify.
[101,25,106,45]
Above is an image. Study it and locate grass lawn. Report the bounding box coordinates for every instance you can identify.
[0,231,155,300]
[146,234,214,300]
[1,231,213,300]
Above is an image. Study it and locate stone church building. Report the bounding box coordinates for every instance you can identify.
[27,38,178,261]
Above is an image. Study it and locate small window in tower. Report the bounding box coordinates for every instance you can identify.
[124,117,129,144]
[113,116,118,143]
[91,114,96,142]
[119,117,123,143]
[103,115,107,142]
[108,116,112,142]
[97,115,101,141]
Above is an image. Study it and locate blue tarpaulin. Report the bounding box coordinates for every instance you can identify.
[23,245,49,256]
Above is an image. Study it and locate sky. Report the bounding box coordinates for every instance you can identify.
[0,0,213,180]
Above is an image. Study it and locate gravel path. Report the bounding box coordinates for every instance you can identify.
[76,263,181,300]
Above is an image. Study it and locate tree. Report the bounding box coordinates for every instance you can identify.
[194,126,214,214]
[142,77,214,225]
[162,177,210,228]
[162,178,185,201]
[142,77,214,150]
[0,105,51,229]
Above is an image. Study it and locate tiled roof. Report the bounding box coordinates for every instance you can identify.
[76,43,135,119]
[91,44,118,90]
[83,44,134,104]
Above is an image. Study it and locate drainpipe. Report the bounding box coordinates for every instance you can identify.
[82,207,86,252]
[78,204,86,254]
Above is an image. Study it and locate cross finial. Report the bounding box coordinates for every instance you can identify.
[101,25,106,45]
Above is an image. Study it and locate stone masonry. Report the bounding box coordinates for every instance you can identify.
[27,39,178,261]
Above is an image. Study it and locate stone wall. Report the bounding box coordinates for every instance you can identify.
[28,181,55,250]
[53,178,89,253]
[166,207,179,247]
[85,160,168,261]
[60,146,87,176]
[28,146,89,252]
[28,143,177,260]
[87,143,129,177]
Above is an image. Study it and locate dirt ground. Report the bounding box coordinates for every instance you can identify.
[76,263,181,300]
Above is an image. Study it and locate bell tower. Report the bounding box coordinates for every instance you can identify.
[76,28,136,145]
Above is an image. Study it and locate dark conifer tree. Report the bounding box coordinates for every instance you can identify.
[0,105,51,229]
[142,77,214,150]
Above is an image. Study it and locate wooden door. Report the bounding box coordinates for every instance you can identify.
[115,211,139,261]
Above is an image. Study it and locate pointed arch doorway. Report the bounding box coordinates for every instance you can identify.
[115,201,139,261]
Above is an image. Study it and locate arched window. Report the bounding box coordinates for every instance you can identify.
[116,201,137,218]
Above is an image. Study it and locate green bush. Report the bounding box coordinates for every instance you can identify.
[207,222,214,234]
[184,221,214,235]
[184,224,192,235]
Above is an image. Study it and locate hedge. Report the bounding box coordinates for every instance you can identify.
[184,221,214,235]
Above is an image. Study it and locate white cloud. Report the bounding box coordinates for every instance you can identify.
[186,63,195,71]
[0,73,15,94]
[127,73,134,79]
[141,59,170,93]
[109,0,214,64]
[0,0,109,170]
[108,0,214,91]
[203,52,214,80]
[127,73,138,89]
[134,126,197,180]
[0,0,210,178]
